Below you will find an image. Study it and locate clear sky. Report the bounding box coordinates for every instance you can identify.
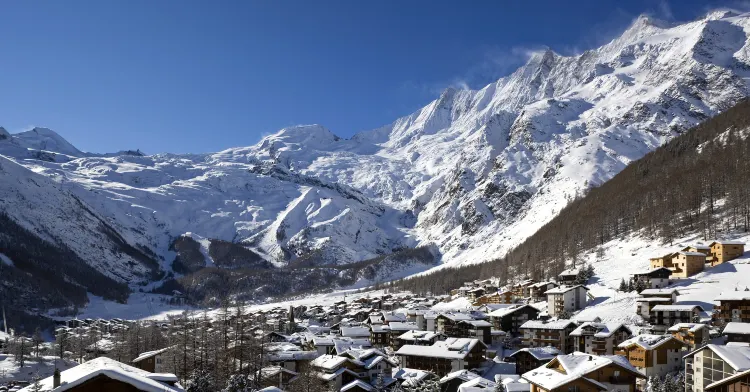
[0,0,744,154]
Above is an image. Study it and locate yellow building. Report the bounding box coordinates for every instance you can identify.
[709,241,745,266]
[670,252,705,278]
[649,253,676,270]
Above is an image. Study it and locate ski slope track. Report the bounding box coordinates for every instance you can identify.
[3,11,750,305]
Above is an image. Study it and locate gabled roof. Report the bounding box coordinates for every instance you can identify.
[544,285,588,295]
[509,346,561,361]
[18,357,183,392]
[570,322,630,338]
[639,288,680,296]
[132,346,173,363]
[651,304,702,312]
[341,380,374,392]
[520,319,576,330]
[716,291,750,301]
[522,353,644,391]
[487,305,537,318]
[667,323,706,333]
[618,334,684,350]
[724,322,750,335]
[709,240,746,246]
[683,344,750,371]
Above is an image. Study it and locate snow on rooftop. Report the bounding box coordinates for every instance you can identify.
[716,291,750,301]
[667,323,706,333]
[509,346,561,360]
[618,334,678,350]
[18,357,183,392]
[522,353,642,390]
[724,322,750,335]
[651,304,702,312]
[520,319,576,330]
[570,322,628,338]
[132,346,173,363]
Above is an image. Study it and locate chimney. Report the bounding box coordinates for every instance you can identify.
[588,355,593,361]
[53,368,61,388]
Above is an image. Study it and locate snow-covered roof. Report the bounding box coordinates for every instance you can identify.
[397,330,440,341]
[439,369,480,383]
[633,267,672,275]
[461,320,493,328]
[652,304,702,312]
[388,321,418,331]
[487,305,535,318]
[570,322,629,338]
[341,380,374,392]
[724,322,750,335]
[685,245,711,250]
[685,344,750,371]
[520,319,576,330]
[18,357,183,392]
[340,326,371,337]
[667,323,706,333]
[618,334,682,350]
[640,288,679,296]
[558,268,580,277]
[521,353,644,391]
[678,251,707,256]
[310,354,353,370]
[457,376,497,392]
[544,285,588,295]
[716,291,750,301]
[370,324,390,333]
[396,338,483,360]
[509,346,561,360]
[132,346,173,363]
[710,240,746,246]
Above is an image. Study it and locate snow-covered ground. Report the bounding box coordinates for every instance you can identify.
[572,230,750,323]
[0,355,77,383]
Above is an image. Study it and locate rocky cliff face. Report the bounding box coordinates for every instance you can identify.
[3,11,750,306]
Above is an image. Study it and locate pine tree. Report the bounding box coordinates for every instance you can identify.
[619,278,628,292]
[222,374,251,392]
[186,368,214,392]
[32,328,43,358]
[29,373,43,392]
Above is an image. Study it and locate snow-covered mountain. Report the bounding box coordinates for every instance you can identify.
[3,11,750,304]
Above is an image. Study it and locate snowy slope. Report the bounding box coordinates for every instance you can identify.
[3,11,750,298]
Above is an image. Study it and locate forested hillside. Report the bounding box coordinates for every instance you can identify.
[394,99,750,294]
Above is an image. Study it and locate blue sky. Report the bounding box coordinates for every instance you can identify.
[0,0,745,153]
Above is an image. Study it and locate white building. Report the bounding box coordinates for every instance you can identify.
[545,285,590,317]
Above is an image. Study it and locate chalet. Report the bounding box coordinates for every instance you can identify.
[671,251,706,278]
[467,287,487,302]
[615,334,687,386]
[341,326,372,339]
[649,253,676,270]
[709,241,746,266]
[342,348,399,384]
[370,324,390,348]
[456,320,493,344]
[18,357,184,392]
[683,244,712,256]
[569,322,632,356]
[649,304,703,331]
[436,313,475,336]
[512,279,537,299]
[630,267,671,289]
[684,344,750,392]
[310,355,364,390]
[544,285,589,318]
[132,346,174,374]
[723,322,750,344]
[507,347,561,375]
[395,338,487,376]
[716,291,750,324]
[521,352,645,392]
[488,305,541,336]
[519,320,577,354]
[636,288,679,319]
[667,323,709,349]
[439,369,484,392]
[259,366,299,389]
[529,282,557,303]
[473,290,514,306]
[387,321,419,344]
[556,268,579,285]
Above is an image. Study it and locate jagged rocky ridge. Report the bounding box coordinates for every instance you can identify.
[2,11,750,313]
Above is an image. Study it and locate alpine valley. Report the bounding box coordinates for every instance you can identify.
[3,11,750,322]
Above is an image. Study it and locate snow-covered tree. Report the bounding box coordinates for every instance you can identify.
[619,278,628,292]
[186,368,215,392]
[222,374,251,392]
